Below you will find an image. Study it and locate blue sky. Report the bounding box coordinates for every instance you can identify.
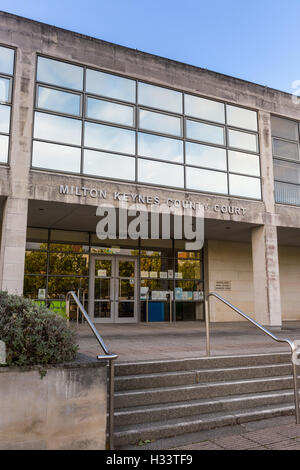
[1,0,299,93]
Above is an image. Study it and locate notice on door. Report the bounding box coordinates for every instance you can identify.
[97,269,107,277]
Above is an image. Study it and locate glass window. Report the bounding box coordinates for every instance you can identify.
[84,149,135,181]
[37,86,81,116]
[84,121,135,154]
[0,104,10,133]
[86,69,135,103]
[0,77,10,102]
[271,116,299,141]
[228,150,260,176]
[184,95,225,124]
[185,142,227,170]
[273,159,300,184]
[49,252,88,276]
[25,250,48,274]
[275,181,300,205]
[138,132,183,163]
[138,82,182,114]
[138,158,184,187]
[37,57,83,90]
[0,46,14,75]
[32,141,81,173]
[34,112,82,145]
[273,138,299,160]
[0,134,8,162]
[139,109,181,136]
[226,105,257,131]
[86,97,134,126]
[228,129,258,152]
[186,119,224,145]
[186,167,228,194]
[229,174,261,199]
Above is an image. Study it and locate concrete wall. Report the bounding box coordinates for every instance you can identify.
[0,359,107,450]
[207,240,254,322]
[279,246,300,320]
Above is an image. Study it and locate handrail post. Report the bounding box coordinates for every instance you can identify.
[291,346,300,425]
[108,358,116,450]
[65,291,118,449]
[205,297,210,356]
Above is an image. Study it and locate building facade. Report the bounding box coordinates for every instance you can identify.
[1,11,300,326]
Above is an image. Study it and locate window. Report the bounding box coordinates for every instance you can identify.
[138,159,184,187]
[32,141,81,173]
[0,46,14,165]
[229,174,261,199]
[34,112,82,146]
[273,138,299,160]
[138,82,182,114]
[0,46,14,75]
[86,97,134,126]
[186,167,228,194]
[228,150,260,176]
[138,132,183,163]
[139,109,181,136]
[83,149,135,180]
[37,86,81,116]
[37,57,83,90]
[0,134,8,162]
[185,95,225,124]
[86,69,135,102]
[274,159,300,184]
[0,77,10,102]
[228,129,258,152]
[226,105,257,131]
[0,104,10,133]
[84,121,135,154]
[32,55,261,198]
[271,115,300,205]
[185,142,226,170]
[271,116,299,141]
[186,120,224,145]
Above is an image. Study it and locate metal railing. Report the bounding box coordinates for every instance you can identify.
[205,292,300,424]
[66,291,118,449]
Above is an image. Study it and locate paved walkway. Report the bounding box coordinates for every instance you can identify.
[175,421,300,450]
[75,321,300,362]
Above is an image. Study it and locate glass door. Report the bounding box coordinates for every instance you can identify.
[116,258,137,323]
[89,256,137,323]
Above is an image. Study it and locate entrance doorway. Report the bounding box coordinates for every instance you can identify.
[89,256,138,323]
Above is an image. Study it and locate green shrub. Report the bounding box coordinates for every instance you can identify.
[0,292,78,366]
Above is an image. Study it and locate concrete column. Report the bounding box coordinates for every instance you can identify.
[251,225,282,327]
[0,197,28,294]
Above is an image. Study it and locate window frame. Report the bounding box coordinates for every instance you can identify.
[31,53,262,200]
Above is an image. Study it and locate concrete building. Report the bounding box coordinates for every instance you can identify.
[0,10,300,327]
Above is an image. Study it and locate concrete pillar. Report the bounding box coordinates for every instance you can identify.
[251,225,282,327]
[0,197,28,294]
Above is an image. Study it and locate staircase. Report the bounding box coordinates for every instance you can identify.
[113,352,296,448]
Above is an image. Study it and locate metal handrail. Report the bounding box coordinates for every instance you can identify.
[66,291,118,449]
[205,292,300,424]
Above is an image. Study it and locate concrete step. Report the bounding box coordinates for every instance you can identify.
[115,375,294,408]
[114,389,294,426]
[115,363,292,391]
[115,403,295,447]
[115,352,291,377]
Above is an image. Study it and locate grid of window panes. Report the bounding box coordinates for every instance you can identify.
[32,55,261,199]
[25,228,204,321]
[0,45,15,164]
[271,115,300,205]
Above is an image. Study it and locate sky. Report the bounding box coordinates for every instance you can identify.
[1,0,300,94]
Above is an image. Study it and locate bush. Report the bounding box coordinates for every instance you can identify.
[0,292,78,367]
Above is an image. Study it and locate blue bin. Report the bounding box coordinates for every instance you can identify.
[148,302,164,322]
